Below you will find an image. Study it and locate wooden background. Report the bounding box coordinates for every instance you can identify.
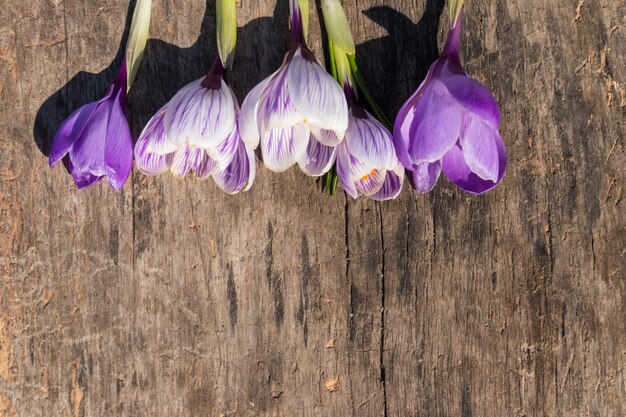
[1,0,625,415]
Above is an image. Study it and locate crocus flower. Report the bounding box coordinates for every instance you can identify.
[393,0,507,194]
[239,0,348,176]
[134,0,255,193]
[321,0,404,200]
[49,0,152,191]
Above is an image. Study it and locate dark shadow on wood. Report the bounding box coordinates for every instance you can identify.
[357,0,445,115]
[33,0,138,156]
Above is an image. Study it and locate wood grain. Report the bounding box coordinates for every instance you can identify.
[1,0,625,415]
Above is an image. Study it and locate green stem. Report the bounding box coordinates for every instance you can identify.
[347,54,393,130]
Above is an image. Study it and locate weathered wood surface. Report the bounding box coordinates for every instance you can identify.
[1,0,625,415]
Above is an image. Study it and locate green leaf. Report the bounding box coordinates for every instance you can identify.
[298,0,309,42]
[125,0,152,90]
[321,0,355,55]
[217,0,237,69]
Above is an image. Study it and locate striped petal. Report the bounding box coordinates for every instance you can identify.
[298,137,336,176]
[261,123,310,172]
[287,48,348,138]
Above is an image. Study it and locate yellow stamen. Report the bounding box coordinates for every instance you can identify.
[360,169,377,182]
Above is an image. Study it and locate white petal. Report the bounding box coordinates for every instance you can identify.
[345,111,397,171]
[309,125,343,147]
[261,123,310,172]
[164,78,236,150]
[239,78,269,149]
[287,48,348,136]
[258,63,304,132]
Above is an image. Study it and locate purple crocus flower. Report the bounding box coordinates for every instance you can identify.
[49,0,152,191]
[393,4,507,194]
[134,0,255,194]
[239,0,348,175]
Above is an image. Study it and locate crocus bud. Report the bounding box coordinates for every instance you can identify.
[321,0,355,55]
[125,0,151,90]
[217,0,237,69]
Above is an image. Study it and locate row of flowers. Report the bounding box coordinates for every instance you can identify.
[50,0,507,198]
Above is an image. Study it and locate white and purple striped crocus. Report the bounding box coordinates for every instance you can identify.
[134,0,255,194]
[393,1,507,195]
[320,0,404,200]
[239,0,348,176]
[337,101,404,200]
[49,0,152,191]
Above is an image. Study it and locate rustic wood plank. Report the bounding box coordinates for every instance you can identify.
[1,0,624,416]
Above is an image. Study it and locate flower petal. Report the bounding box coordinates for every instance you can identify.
[165,79,236,150]
[408,79,462,164]
[441,61,500,128]
[141,106,179,155]
[459,116,500,182]
[68,101,111,178]
[195,153,218,179]
[442,142,505,195]
[104,95,133,191]
[370,164,404,201]
[66,157,103,189]
[309,125,343,147]
[346,112,397,171]
[287,48,348,136]
[239,77,270,148]
[49,101,99,167]
[354,168,386,196]
[170,145,193,177]
[298,137,336,176]
[410,161,441,193]
[336,142,359,199]
[261,123,310,172]
[208,127,239,170]
[258,63,303,132]
[213,141,255,194]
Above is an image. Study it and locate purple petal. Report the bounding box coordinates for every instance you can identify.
[441,141,506,195]
[393,65,435,170]
[261,123,310,172]
[66,157,103,188]
[49,101,99,167]
[441,61,500,129]
[410,161,441,193]
[213,141,255,194]
[408,79,463,164]
[68,101,111,178]
[370,164,404,201]
[165,79,236,150]
[459,116,500,182]
[287,48,348,136]
[298,137,336,176]
[104,94,133,191]
[346,112,397,171]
